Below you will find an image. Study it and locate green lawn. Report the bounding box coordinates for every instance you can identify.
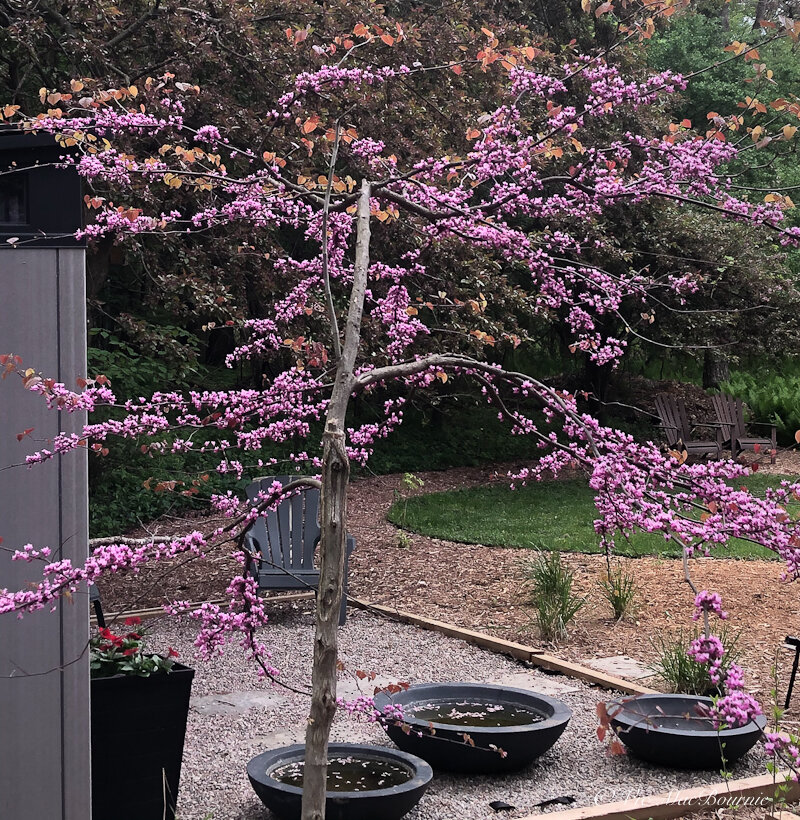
[387,475,797,559]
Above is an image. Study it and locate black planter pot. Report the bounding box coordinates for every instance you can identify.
[608,694,767,769]
[91,662,195,820]
[247,743,433,820]
[373,682,572,773]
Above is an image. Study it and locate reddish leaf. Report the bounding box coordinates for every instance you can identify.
[608,739,626,756]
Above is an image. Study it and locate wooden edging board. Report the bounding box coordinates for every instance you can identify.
[92,590,315,624]
[349,597,657,695]
[517,771,800,820]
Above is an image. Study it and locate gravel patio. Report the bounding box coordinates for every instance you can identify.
[143,607,770,820]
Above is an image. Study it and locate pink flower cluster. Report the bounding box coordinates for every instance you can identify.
[711,691,761,730]
[692,591,728,622]
[335,694,404,724]
[765,732,800,778]
[687,634,726,684]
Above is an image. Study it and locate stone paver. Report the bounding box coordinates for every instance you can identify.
[579,655,652,680]
[191,689,289,716]
[487,671,580,696]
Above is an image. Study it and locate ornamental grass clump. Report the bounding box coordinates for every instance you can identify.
[90,616,180,678]
[598,565,637,621]
[526,551,585,642]
[649,625,742,696]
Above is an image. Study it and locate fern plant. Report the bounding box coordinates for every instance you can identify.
[722,371,800,444]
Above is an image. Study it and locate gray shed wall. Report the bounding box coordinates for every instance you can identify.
[0,248,90,820]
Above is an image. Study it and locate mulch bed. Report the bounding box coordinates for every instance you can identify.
[100,454,800,731]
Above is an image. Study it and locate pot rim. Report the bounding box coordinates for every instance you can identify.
[373,681,572,735]
[607,693,768,738]
[247,742,434,800]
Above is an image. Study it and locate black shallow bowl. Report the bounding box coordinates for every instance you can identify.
[246,743,433,820]
[373,682,572,773]
[608,694,767,770]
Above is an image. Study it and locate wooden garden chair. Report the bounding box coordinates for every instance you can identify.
[654,394,724,460]
[243,475,355,625]
[711,394,776,464]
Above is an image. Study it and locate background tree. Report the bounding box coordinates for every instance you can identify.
[5,0,800,535]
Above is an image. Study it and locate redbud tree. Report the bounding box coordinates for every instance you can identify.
[3,12,800,818]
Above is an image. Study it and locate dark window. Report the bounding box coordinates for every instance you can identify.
[0,173,27,224]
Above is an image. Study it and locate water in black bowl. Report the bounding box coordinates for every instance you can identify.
[247,742,433,820]
[408,700,545,728]
[374,682,571,773]
[271,756,413,791]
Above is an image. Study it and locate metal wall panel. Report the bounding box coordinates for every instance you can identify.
[0,248,90,820]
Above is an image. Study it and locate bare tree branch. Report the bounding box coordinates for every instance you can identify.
[103,1,162,51]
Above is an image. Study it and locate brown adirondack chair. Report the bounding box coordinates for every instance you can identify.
[711,394,776,463]
[654,394,723,460]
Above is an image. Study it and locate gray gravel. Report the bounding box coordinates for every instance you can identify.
[139,605,767,820]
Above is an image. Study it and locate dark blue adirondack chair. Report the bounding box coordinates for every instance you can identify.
[243,476,355,625]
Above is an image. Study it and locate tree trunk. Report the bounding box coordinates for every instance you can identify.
[702,348,730,390]
[752,0,767,28]
[300,180,372,820]
[299,421,349,820]
[720,2,730,31]
[584,356,612,421]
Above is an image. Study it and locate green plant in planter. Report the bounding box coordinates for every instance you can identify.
[90,617,179,678]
